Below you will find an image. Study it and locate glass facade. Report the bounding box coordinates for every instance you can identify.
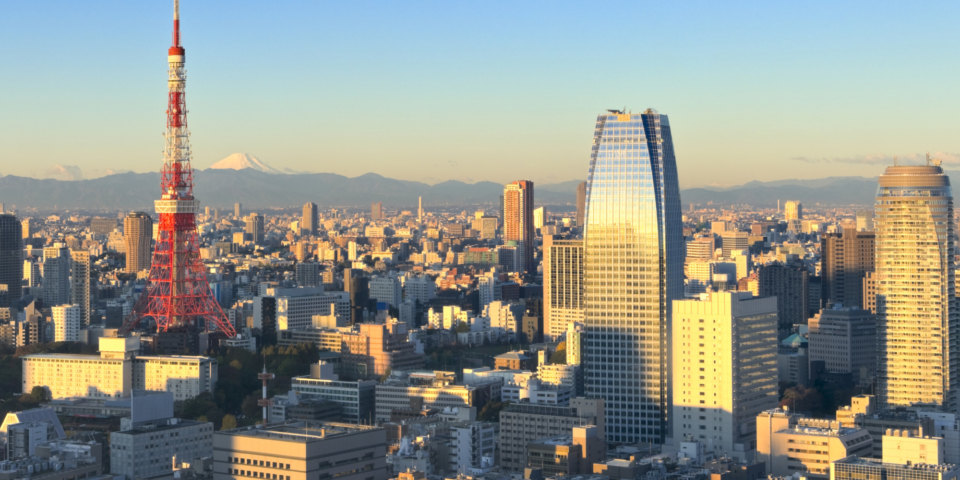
[582,109,683,444]
[875,165,959,410]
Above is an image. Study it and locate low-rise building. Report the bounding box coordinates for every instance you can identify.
[110,417,214,480]
[22,336,216,401]
[213,422,387,480]
[290,361,376,424]
[757,408,872,479]
[498,398,604,472]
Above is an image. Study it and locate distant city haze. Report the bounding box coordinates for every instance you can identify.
[3,2,959,187]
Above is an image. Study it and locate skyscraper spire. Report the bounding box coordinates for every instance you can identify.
[122,0,236,346]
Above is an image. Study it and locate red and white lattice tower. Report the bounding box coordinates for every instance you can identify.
[124,0,236,338]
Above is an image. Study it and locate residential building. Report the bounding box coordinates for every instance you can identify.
[503,180,534,274]
[821,228,875,308]
[52,304,81,342]
[123,211,152,274]
[0,214,22,307]
[69,250,91,326]
[875,164,959,409]
[543,236,583,341]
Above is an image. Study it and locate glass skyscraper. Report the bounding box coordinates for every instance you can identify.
[582,109,683,444]
[875,164,958,410]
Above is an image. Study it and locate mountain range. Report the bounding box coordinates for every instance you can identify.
[0,153,933,211]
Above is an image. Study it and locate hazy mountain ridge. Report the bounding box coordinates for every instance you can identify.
[0,169,931,211]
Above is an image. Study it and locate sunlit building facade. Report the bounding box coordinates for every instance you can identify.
[582,109,683,444]
[875,164,958,409]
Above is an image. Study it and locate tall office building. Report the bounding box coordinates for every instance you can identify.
[0,214,22,308]
[124,212,153,274]
[821,227,875,308]
[543,236,584,341]
[302,202,318,236]
[70,250,91,326]
[245,213,265,245]
[575,181,587,227]
[418,196,424,222]
[42,244,71,307]
[503,180,534,274]
[875,164,959,409]
[370,202,384,221]
[582,109,683,444]
[672,292,778,458]
[234,202,242,218]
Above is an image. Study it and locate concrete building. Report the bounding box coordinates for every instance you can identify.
[498,397,604,472]
[110,417,213,480]
[123,212,152,274]
[0,214,22,308]
[369,275,402,309]
[503,180,535,274]
[51,304,81,342]
[213,422,387,480]
[808,306,876,386]
[672,292,779,459]
[269,287,350,331]
[542,236,583,341]
[758,262,809,339]
[374,372,484,422]
[832,456,960,480]
[757,408,872,479]
[41,244,70,307]
[22,336,216,401]
[443,421,497,475]
[575,181,586,227]
[68,250,91,326]
[525,426,604,476]
[302,202,318,236]
[340,321,423,378]
[821,228,875,308]
[245,213,265,245]
[291,362,376,424]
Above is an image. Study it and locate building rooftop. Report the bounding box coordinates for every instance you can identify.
[219,421,380,443]
[835,456,959,472]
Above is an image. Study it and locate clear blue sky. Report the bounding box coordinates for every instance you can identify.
[2,1,958,187]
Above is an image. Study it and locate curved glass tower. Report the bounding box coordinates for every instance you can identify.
[875,164,958,409]
[582,109,683,444]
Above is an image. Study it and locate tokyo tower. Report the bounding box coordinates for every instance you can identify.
[123,0,236,341]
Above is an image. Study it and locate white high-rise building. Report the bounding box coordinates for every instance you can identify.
[582,109,683,444]
[875,164,959,410]
[672,292,778,459]
[52,304,81,342]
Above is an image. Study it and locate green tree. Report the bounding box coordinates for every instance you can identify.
[221,414,238,430]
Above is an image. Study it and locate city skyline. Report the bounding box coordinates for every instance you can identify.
[3,2,960,187]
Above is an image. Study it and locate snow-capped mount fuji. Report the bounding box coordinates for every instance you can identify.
[208,153,283,174]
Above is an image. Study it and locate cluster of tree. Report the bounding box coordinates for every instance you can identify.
[779,376,862,417]
[174,343,321,429]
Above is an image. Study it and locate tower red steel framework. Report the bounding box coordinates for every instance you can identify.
[123,0,236,338]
